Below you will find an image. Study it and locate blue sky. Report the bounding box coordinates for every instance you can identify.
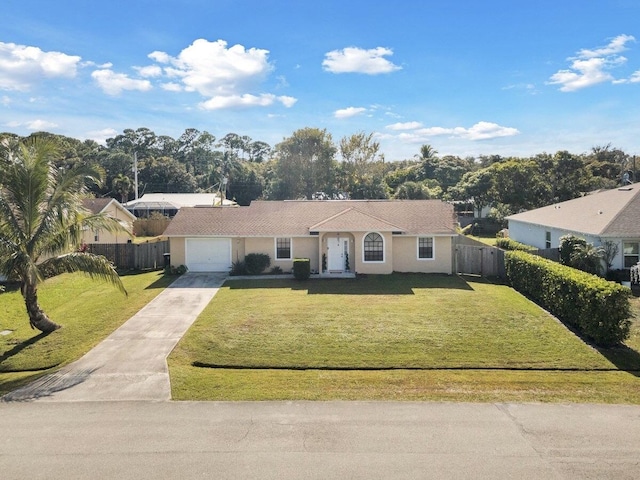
[2,0,640,160]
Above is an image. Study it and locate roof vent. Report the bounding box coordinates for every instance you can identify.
[598,210,603,214]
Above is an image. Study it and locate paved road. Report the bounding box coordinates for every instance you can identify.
[2,272,640,478]
[2,273,226,402]
[1,400,639,479]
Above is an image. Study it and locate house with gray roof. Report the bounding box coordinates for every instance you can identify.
[506,186,640,269]
[163,200,457,274]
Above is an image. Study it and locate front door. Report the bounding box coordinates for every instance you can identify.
[327,237,348,272]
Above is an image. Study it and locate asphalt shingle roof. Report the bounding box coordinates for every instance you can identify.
[506,186,640,237]
[82,197,112,214]
[163,200,457,237]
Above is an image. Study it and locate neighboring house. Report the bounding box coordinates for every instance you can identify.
[507,186,640,269]
[124,193,235,218]
[82,198,136,244]
[163,200,458,274]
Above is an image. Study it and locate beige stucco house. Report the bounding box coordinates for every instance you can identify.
[163,200,458,275]
[81,198,136,244]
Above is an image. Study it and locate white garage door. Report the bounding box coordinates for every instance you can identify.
[185,238,232,272]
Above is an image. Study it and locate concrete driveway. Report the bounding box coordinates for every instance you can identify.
[2,272,226,402]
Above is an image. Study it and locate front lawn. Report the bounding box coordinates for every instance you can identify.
[169,274,640,403]
[0,270,173,395]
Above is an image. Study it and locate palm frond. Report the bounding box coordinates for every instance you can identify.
[39,252,127,295]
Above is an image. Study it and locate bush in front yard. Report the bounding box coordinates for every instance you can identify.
[229,261,247,276]
[505,250,631,347]
[293,258,311,280]
[244,253,271,275]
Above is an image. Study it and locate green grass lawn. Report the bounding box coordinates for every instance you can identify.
[169,274,640,403]
[0,270,174,395]
[467,234,498,246]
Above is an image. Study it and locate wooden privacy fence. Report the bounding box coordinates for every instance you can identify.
[455,238,560,278]
[87,241,170,270]
[455,244,505,278]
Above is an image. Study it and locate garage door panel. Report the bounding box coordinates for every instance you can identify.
[186,238,232,272]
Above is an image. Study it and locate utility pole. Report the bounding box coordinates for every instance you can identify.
[133,151,139,200]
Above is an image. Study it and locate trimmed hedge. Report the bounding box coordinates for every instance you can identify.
[496,238,537,252]
[293,258,311,280]
[505,250,631,347]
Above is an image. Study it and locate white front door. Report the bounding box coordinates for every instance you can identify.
[327,237,348,271]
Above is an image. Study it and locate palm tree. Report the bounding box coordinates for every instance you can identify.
[416,144,438,161]
[0,137,127,333]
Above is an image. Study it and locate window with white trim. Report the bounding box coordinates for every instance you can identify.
[363,232,384,262]
[276,237,291,260]
[418,237,434,259]
[545,231,551,249]
[623,242,639,268]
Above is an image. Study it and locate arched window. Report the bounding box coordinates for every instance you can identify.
[363,232,384,262]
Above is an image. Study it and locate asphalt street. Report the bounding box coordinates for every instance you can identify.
[1,400,640,479]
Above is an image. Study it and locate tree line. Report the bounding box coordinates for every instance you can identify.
[1,128,635,218]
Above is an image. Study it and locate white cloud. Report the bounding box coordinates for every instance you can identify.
[148,51,171,64]
[461,121,520,140]
[0,42,81,91]
[577,34,635,58]
[334,106,367,119]
[276,75,289,88]
[86,128,118,145]
[396,121,519,142]
[502,83,538,94]
[161,82,183,92]
[134,65,163,77]
[548,34,636,91]
[91,69,152,95]
[27,119,58,130]
[5,119,59,130]
[629,71,640,83]
[82,61,112,69]
[146,38,294,110]
[1,95,10,106]
[150,39,272,97]
[385,121,423,131]
[278,95,297,108]
[199,93,297,110]
[323,47,401,74]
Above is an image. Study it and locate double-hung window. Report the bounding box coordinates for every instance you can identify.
[418,237,434,259]
[276,237,291,260]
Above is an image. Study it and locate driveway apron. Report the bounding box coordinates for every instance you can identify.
[3,273,226,402]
